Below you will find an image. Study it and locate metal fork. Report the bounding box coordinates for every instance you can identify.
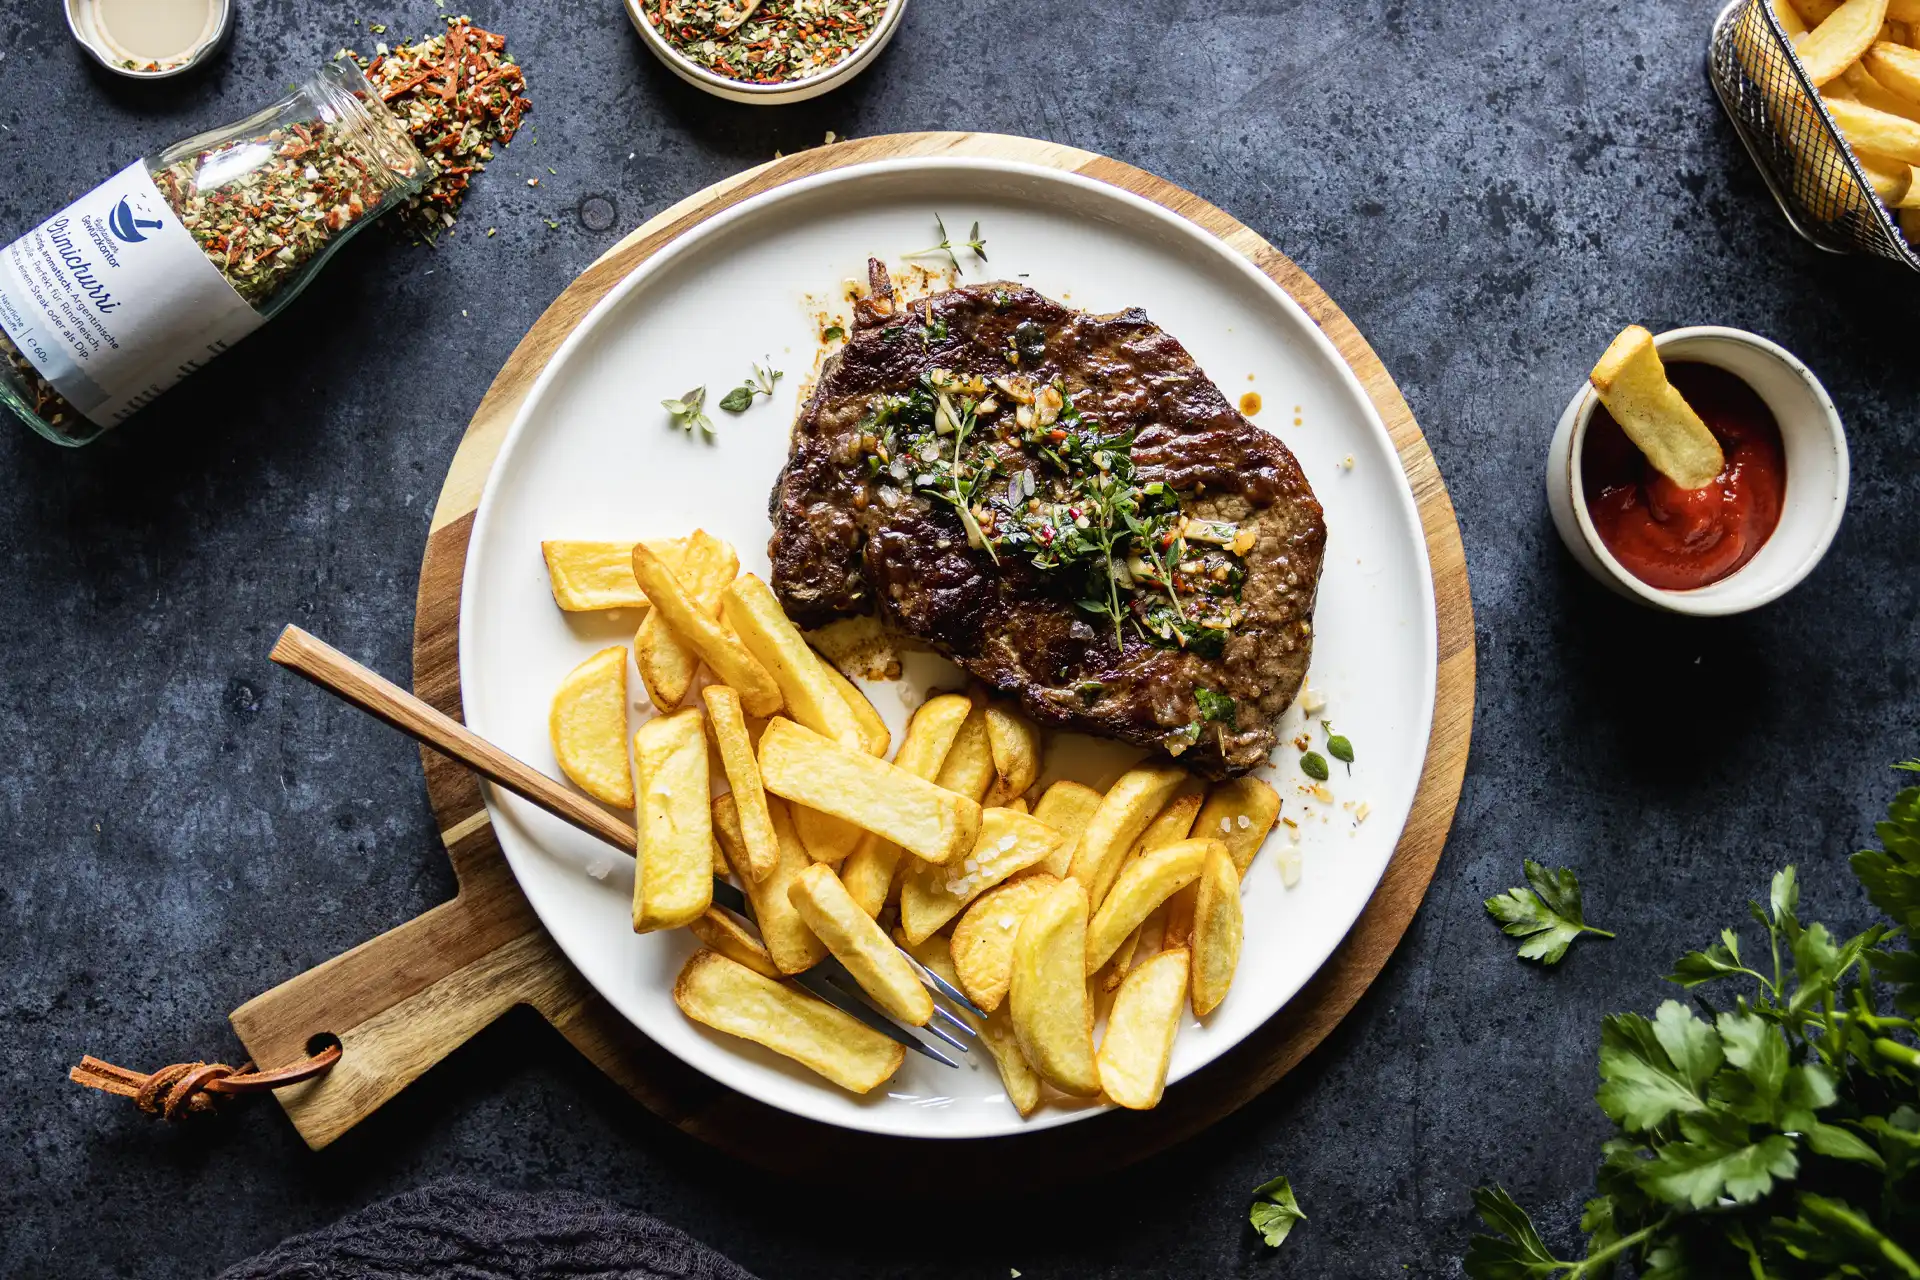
[268,625,983,1067]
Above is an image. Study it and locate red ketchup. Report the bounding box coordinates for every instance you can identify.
[1581,362,1787,591]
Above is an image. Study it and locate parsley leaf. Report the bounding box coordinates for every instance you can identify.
[1248,1175,1305,1248]
[1595,1004,1718,1132]
[1463,1186,1564,1279]
[1485,860,1614,964]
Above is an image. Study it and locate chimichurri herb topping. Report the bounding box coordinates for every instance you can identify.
[858,366,1249,653]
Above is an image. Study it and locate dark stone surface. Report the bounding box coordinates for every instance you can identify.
[1,0,1915,1276]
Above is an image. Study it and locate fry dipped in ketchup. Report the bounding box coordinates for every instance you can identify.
[1583,327,1785,592]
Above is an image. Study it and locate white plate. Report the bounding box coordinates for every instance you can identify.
[460,158,1437,1140]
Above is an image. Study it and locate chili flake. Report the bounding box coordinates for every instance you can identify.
[349,17,531,241]
[647,0,889,85]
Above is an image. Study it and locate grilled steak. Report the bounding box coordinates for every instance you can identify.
[769,262,1326,778]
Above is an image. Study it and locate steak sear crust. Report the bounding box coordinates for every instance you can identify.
[769,266,1326,778]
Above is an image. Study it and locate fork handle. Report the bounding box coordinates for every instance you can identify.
[269,625,637,853]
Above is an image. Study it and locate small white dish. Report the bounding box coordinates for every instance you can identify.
[1546,326,1848,616]
[623,0,908,104]
[65,0,231,80]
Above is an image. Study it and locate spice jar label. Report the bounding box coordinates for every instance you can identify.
[0,161,264,428]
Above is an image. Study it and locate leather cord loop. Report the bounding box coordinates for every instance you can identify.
[69,1040,342,1120]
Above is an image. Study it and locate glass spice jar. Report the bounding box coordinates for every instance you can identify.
[0,61,428,446]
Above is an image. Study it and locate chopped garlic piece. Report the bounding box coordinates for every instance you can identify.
[1277,847,1302,888]
[1300,687,1326,715]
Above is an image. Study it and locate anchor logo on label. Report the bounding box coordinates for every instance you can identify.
[108,195,166,244]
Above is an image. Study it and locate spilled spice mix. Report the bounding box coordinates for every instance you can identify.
[349,17,531,241]
[647,0,889,84]
[154,118,411,308]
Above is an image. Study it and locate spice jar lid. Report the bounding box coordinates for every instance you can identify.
[65,0,233,80]
[623,0,909,105]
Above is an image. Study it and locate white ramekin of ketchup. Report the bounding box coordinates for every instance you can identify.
[1546,327,1848,616]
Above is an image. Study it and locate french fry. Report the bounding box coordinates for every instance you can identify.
[983,702,1042,804]
[1031,780,1102,878]
[1189,843,1243,1017]
[1588,327,1726,490]
[1086,838,1216,973]
[1066,763,1190,911]
[632,709,712,933]
[841,693,972,916]
[1776,0,1812,35]
[1137,789,1204,852]
[950,874,1061,1012]
[1097,925,1144,995]
[673,950,904,1093]
[1097,948,1191,1110]
[724,574,866,746]
[898,927,1043,1117]
[722,579,884,863]
[542,538,682,611]
[980,1005,1044,1117]
[1788,0,1839,24]
[899,807,1062,944]
[1867,37,1920,100]
[1008,878,1100,1096]
[702,685,779,882]
[714,793,826,974]
[1905,204,1920,238]
[548,644,634,807]
[636,530,738,712]
[935,702,996,802]
[1193,777,1283,875]
[1838,62,1920,124]
[688,909,780,979]
[814,654,890,756]
[1857,152,1920,203]
[759,718,982,865]
[1796,0,1891,84]
[1825,93,1920,160]
[789,864,934,1026]
[631,540,781,716]
[1133,788,1205,946]
[791,805,863,864]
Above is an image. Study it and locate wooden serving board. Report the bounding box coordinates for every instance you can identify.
[230,132,1476,1187]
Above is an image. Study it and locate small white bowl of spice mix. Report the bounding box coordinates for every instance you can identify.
[625,0,906,104]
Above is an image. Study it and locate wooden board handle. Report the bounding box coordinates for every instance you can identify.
[229,871,581,1150]
[270,625,636,852]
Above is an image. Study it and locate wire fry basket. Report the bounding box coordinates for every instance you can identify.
[1707,0,1920,270]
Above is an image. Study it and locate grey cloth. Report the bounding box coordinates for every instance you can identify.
[215,1181,758,1280]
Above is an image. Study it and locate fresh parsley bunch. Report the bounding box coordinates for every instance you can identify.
[1467,764,1920,1278]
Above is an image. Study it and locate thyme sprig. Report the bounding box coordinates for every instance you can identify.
[662,385,714,434]
[905,213,988,274]
[720,359,783,412]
